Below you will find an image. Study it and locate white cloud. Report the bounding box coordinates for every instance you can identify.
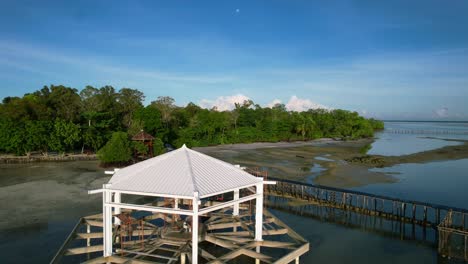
[285,95,329,112]
[202,95,329,112]
[199,94,251,111]
[267,99,282,108]
[434,107,449,118]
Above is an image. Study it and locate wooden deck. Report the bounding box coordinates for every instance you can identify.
[51,203,309,264]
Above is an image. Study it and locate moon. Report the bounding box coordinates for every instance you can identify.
[236,9,240,13]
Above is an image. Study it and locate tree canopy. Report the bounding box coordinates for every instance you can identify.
[0,85,384,158]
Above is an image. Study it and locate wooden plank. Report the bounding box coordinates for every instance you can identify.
[274,243,310,264]
[200,249,216,261]
[240,248,273,262]
[66,245,103,255]
[213,235,252,243]
[259,240,296,248]
[204,235,239,249]
[81,256,108,264]
[109,256,162,264]
[86,219,103,227]
[116,249,178,261]
[84,213,103,220]
[76,232,103,239]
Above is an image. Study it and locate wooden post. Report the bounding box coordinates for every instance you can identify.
[437,209,441,224]
[296,256,300,264]
[102,184,113,257]
[256,246,261,264]
[423,206,427,223]
[114,192,121,225]
[255,182,264,241]
[233,189,240,216]
[412,204,416,222]
[463,213,466,231]
[401,203,406,220]
[192,192,199,264]
[181,253,186,264]
[438,229,442,253]
[465,235,467,261]
[86,224,91,247]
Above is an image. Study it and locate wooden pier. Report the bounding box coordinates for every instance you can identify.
[385,129,468,136]
[264,177,468,262]
[51,200,309,264]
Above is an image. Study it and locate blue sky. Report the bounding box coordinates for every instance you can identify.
[1,0,468,120]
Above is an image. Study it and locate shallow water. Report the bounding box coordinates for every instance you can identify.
[368,122,468,156]
[361,159,468,209]
[0,161,106,263]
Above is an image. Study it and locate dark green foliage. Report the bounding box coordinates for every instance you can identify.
[133,141,148,155]
[48,119,81,153]
[97,132,132,164]
[368,118,385,130]
[153,138,165,156]
[0,85,384,159]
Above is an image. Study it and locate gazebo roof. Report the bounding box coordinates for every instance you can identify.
[108,145,262,198]
[132,130,155,141]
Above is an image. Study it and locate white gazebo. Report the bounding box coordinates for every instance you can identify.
[91,144,266,264]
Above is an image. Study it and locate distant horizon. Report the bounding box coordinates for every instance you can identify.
[382,120,468,123]
[1,1,467,120]
[3,84,468,123]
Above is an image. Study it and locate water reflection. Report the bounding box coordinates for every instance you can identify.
[360,159,468,209]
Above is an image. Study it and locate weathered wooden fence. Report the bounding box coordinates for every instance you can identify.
[385,129,468,136]
[438,211,468,261]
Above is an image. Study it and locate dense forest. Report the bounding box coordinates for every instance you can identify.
[0,85,384,161]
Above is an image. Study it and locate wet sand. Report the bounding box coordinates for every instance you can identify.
[197,137,468,189]
[196,138,398,188]
[0,161,108,230]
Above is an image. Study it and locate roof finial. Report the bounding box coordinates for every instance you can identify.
[182,144,187,149]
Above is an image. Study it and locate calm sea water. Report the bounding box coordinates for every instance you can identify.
[362,121,468,209]
[368,122,467,156]
[0,121,467,263]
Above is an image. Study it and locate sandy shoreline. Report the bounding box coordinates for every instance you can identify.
[196,138,393,188]
[193,138,365,151]
[0,153,97,164]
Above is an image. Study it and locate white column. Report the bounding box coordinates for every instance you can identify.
[86,224,91,247]
[114,192,121,225]
[102,184,113,257]
[192,192,199,264]
[255,245,261,264]
[233,189,240,216]
[174,198,179,209]
[255,182,263,241]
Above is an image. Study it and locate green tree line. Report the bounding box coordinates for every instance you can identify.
[0,85,384,157]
